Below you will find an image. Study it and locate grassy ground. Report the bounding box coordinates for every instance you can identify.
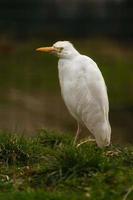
[0,130,133,200]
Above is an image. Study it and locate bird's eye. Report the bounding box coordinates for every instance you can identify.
[58,47,63,52]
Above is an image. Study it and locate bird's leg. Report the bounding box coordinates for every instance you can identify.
[73,122,80,146]
[76,138,96,148]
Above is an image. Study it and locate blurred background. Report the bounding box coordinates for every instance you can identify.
[0,0,132,144]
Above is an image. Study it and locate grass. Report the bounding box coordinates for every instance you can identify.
[0,130,133,200]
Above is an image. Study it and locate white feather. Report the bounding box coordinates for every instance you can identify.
[37,41,111,147]
[56,41,111,147]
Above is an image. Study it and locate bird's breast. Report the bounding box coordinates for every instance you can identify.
[58,59,82,120]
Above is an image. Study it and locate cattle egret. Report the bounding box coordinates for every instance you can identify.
[36,41,111,148]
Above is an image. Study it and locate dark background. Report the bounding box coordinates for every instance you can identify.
[0,0,132,144]
[0,0,133,40]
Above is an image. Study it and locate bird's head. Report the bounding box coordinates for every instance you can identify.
[36,41,79,58]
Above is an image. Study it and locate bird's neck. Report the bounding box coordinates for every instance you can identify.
[60,48,80,59]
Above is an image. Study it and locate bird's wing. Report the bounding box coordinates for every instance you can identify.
[76,55,109,120]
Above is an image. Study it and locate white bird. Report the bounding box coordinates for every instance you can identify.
[36,41,111,148]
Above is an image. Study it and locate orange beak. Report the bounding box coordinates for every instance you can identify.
[36,46,55,53]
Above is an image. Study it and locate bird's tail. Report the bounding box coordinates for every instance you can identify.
[94,121,111,148]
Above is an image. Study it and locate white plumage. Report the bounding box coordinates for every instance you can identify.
[36,41,111,147]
